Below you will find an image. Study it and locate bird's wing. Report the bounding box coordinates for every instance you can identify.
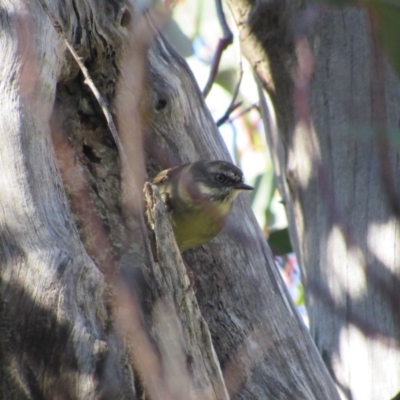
[152,168,170,185]
[152,164,187,185]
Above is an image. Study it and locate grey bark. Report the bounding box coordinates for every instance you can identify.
[0,0,340,399]
[0,1,135,398]
[227,1,400,399]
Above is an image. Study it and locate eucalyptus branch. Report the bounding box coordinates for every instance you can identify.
[216,62,243,126]
[202,0,233,98]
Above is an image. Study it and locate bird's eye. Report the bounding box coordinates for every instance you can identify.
[215,173,227,183]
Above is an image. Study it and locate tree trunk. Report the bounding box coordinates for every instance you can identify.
[227,1,400,399]
[0,1,135,398]
[0,0,340,399]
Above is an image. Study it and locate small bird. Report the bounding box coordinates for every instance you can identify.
[152,160,253,251]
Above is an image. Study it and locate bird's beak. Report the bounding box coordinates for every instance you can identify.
[235,182,254,191]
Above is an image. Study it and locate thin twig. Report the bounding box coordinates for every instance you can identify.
[219,103,259,126]
[216,101,242,126]
[202,0,233,98]
[216,65,243,126]
[215,1,246,127]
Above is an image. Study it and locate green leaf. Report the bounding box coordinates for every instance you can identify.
[267,228,293,256]
[295,284,305,307]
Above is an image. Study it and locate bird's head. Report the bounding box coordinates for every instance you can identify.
[189,160,253,204]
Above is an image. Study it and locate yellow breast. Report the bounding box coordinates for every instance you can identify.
[171,201,231,251]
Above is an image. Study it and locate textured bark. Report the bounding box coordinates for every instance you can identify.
[0,1,227,398]
[227,1,400,399]
[0,0,340,399]
[145,30,339,400]
[0,1,135,398]
[144,183,229,400]
[305,10,400,400]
